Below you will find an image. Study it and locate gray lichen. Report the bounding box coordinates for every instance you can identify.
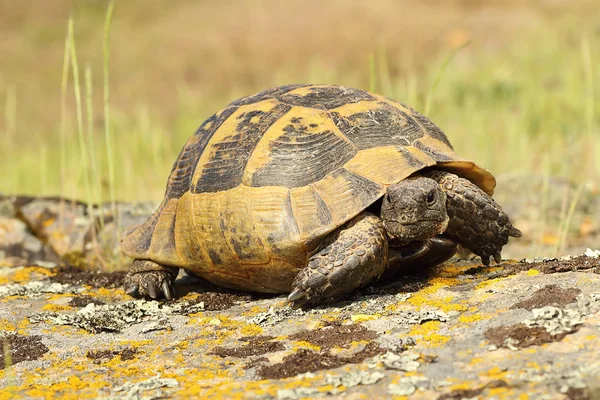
[0,281,82,297]
[368,351,420,371]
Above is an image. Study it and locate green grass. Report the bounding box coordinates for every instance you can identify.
[0,2,598,258]
[6,14,595,203]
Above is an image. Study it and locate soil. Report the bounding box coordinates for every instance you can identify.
[50,266,126,289]
[510,284,581,310]
[0,334,49,369]
[68,295,107,308]
[484,323,576,349]
[256,341,384,380]
[289,322,378,349]
[507,256,600,275]
[174,291,253,312]
[210,336,285,358]
[86,348,138,364]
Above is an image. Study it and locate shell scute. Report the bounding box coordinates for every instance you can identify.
[191,100,291,193]
[123,85,496,287]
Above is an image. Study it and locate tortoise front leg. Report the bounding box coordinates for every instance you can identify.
[124,260,179,300]
[422,170,521,265]
[287,213,388,309]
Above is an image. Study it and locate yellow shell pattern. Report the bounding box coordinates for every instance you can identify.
[122,85,495,293]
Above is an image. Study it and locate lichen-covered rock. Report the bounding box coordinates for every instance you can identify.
[1,252,599,399]
[0,216,60,267]
[1,196,156,271]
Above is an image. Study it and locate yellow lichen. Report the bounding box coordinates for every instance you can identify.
[475,277,506,290]
[41,304,73,312]
[526,269,540,276]
[0,318,16,331]
[240,323,263,336]
[406,277,464,313]
[458,313,493,324]
[408,321,450,347]
[241,306,266,317]
[11,267,55,283]
[468,356,484,366]
[293,340,322,351]
[485,366,509,380]
[350,314,379,323]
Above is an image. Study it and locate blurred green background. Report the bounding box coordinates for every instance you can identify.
[0,0,599,256]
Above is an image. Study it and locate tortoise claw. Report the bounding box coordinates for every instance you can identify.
[148,281,159,299]
[509,227,522,238]
[123,263,177,301]
[480,255,490,266]
[125,283,139,297]
[162,280,174,301]
[287,288,308,309]
[493,252,502,263]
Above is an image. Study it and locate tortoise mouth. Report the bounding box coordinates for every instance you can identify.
[384,216,449,243]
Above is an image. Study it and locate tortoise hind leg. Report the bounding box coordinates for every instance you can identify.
[288,213,388,309]
[124,260,179,300]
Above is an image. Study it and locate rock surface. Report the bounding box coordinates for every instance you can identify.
[1,254,600,399]
[1,195,600,399]
[0,195,156,270]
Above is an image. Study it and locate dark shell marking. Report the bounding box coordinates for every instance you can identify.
[174,85,457,194]
[251,119,356,188]
[192,103,291,193]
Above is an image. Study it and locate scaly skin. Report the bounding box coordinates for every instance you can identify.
[288,213,388,308]
[123,260,179,300]
[422,170,522,265]
[383,236,458,279]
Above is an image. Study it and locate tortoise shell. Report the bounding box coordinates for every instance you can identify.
[121,84,495,293]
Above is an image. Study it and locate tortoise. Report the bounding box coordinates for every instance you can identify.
[122,84,521,307]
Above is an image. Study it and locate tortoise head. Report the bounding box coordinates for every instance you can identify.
[381,176,449,244]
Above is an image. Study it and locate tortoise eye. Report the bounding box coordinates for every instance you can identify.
[426,191,436,204]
